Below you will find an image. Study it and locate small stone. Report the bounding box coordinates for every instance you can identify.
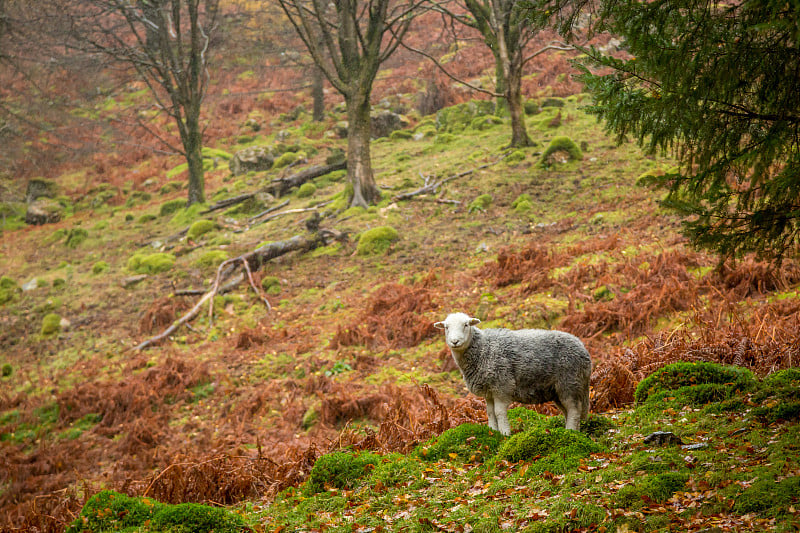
[22,278,39,291]
[643,431,685,446]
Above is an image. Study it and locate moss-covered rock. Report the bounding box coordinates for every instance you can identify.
[304,451,381,494]
[273,151,300,168]
[495,426,601,470]
[416,423,504,463]
[504,150,528,165]
[41,313,62,336]
[66,490,246,533]
[194,250,229,269]
[261,276,281,295]
[436,100,496,132]
[356,226,400,256]
[296,182,317,198]
[0,276,20,305]
[634,362,756,404]
[125,190,151,208]
[64,228,89,249]
[127,252,176,274]
[540,136,583,165]
[187,219,217,241]
[390,129,414,140]
[91,261,110,275]
[159,198,187,217]
[614,472,689,508]
[468,194,493,213]
[138,214,157,224]
[512,193,533,214]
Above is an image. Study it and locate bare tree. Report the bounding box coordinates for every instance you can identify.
[415,0,572,148]
[64,0,220,206]
[277,0,423,207]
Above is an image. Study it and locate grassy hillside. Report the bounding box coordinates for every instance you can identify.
[1,94,799,531]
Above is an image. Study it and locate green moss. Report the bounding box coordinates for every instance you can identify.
[2,363,12,377]
[159,181,184,195]
[65,228,89,249]
[125,190,151,207]
[304,451,381,494]
[0,276,20,305]
[416,423,504,463]
[468,194,493,213]
[91,261,109,275]
[593,285,615,301]
[194,250,229,269]
[615,472,689,508]
[369,454,424,488]
[356,226,400,256]
[127,252,176,274]
[261,276,281,295]
[524,100,541,115]
[470,115,503,131]
[138,213,157,224]
[187,219,217,241]
[390,129,414,140]
[434,133,456,144]
[41,313,62,336]
[634,362,756,404]
[297,182,317,198]
[274,151,299,168]
[495,426,601,470]
[504,150,527,165]
[160,198,187,217]
[540,136,583,164]
[435,100,496,132]
[66,490,246,533]
[169,203,209,226]
[734,475,800,516]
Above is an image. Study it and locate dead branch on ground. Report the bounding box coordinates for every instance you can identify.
[391,157,506,202]
[269,161,347,197]
[133,224,346,351]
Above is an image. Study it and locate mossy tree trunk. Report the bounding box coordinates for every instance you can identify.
[345,89,381,207]
[278,0,417,207]
[65,0,219,207]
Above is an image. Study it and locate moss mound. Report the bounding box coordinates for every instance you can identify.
[734,475,800,515]
[261,276,281,295]
[159,198,187,217]
[635,362,756,404]
[91,261,109,275]
[41,313,62,336]
[468,194,493,213]
[0,276,20,305]
[297,182,317,198]
[417,423,504,463]
[187,219,217,241]
[356,226,399,256]
[127,252,176,274]
[304,451,381,494]
[540,136,583,164]
[64,228,89,249]
[615,472,689,508]
[495,427,601,471]
[66,490,246,533]
[194,250,229,269]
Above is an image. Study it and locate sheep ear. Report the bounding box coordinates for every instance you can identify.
[469,318,481,326]
[433,322,445,330]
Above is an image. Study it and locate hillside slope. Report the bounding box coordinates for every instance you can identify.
[1,95,799,531]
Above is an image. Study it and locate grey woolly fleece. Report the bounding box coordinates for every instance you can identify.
[454,326,592,411]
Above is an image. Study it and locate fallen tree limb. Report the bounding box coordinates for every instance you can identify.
[200,193,255,214]
[249,200,332,227]
[247,199,290,224]
[391,157,506,202]
[133,225,346,351]
[270,161,347,197]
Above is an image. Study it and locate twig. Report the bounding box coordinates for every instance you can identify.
[247,199,290,224]
[391,156,507,202]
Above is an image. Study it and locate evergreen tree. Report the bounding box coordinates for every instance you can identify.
[576,0,800,261]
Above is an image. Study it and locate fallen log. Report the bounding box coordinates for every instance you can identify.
[391,157,506,202]
[133,224,346,351]
[269,161,347,197]
[200,193,255,214]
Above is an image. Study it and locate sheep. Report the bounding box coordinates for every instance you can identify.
[434,312,591,435]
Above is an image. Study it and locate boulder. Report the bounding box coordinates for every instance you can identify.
[230,146,275,176]
[25,198,63,225]
[371,111,409,139]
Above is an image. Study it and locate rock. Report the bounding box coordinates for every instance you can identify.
[681,443,709,451]
[122,274,148,288]
[371,110,409,139]
[230,146,275,176]
[25,178,59,203]
[22,278,39,291]
[25,198,63,225]
[59,317,72,331]
[333,121,349,139]
[643,431,685,446]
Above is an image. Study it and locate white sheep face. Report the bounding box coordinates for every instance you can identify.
[434,312,481,351]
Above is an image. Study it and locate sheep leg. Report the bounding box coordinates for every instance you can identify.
[485,395,498,432]
[493,398,511,436]
[563,398,581,431]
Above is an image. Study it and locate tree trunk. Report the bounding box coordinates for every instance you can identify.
[312,65,325,121]
[494,54,509,116]
[506,67,532,147]
[185,118,205,205]
[345,92,381,208]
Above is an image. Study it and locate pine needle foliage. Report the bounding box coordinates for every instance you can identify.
[575,0,800,261]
